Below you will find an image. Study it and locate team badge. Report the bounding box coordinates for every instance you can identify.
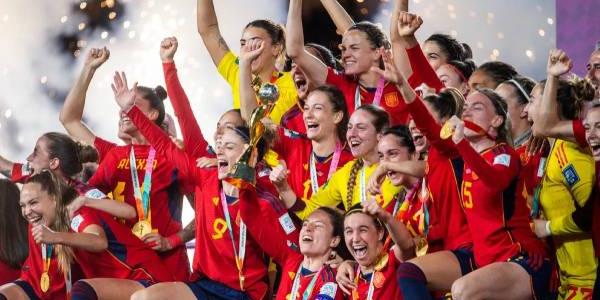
[70,215,84,232]
[85,188,106,200]
[493,154,511,167]
[318,282,338,298]
[212,196,220,206]
[562,164,580,187]
[373,271,386,289]
[384,93,399,108]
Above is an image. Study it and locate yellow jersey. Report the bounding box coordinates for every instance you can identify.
[217,51,298,125]
[540,139,597,292]
[295,159,402,220]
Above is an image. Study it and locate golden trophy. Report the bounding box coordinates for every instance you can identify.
[226,83,279,188]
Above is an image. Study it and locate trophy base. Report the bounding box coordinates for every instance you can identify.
[225,162,256,189]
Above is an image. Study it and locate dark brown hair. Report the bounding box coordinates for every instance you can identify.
[42,132,98,178]
[0,179,28,269]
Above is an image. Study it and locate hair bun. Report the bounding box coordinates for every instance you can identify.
[461,43,473,60]
[571,77,596,102]
[77,143,99,164]
[154,86,168,101]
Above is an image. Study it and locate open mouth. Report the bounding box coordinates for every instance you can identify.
[413,134,425,145]
[28,215,42,224]
[294,77,308,93]
[306,122,320,132]
[591,142,600,158]
[301,235,314,243]
[349,139,361,149]
[217,160,229,173]
[352,245,368,259]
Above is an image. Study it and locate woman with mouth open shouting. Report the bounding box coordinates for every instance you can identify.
[375,48,552,299]
[109,72,287,300]
[0,171,173,300]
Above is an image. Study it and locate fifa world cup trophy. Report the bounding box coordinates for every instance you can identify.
[225,83,279,188]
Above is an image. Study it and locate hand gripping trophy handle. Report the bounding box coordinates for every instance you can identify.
[226,83,279,188]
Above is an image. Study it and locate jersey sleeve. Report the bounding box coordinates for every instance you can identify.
[406,97,458,156]
[127,106,201,186]
[163,61,210,159]
[455,140,518,190]
[405,44,445,92]
[325,67,347,87]
[217,51,241,108]
[295,166,344,220]
[269,73,298,125]
[239,186,296,266]
[572,119,589,148]
[550,146,595,235]
[94,137,117,164]
[70,208,101,233]
[10,162,32,183]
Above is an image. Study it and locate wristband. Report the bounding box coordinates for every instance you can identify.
[166,234,183,248]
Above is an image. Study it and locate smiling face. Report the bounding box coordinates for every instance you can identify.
[303,90,342,142]
[437,64,468,95]
[214,111,245,142]
[240,26,280,74]
[586,50,600,99]
[292,47,323,100]
[26,136,55,175]
[409,119,428,155]
[344,212,383,268]
[523,84,543,131]
[584,106,600,160]
[20,182,56,226]
[299,209,340,257]
[461,91,503,139]
[215,129,247,179]
[495,83,528,133]
[423,40,448,71]
[119,92,158,135]
[378,134,413,186]
[347,109,380,158]
[340,30,380,76]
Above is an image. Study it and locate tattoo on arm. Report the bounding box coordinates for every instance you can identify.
[217,34,229,52]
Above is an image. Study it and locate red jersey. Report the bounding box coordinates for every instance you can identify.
[280,104,306,135]
[19,226,68,300]
[455,140,547,267]
[10,162,33,183]
[239,187,343,300]
[405,99,472,251]
[593,161,600,257]
[126,106,277,300]
[405,44,445,92]
[272,127,353,203]
[70,207,174,283]
[351,250,403,300]
[94,137,118,164]
[88,138,191,280]
[163,61,212,159]
[0,260,20,286]
[573,119,588,148]
[326,68,410,126]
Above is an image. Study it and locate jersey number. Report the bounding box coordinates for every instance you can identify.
[566,286,592,300]
[462,181,473,209]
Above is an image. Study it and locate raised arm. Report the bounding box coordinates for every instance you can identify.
[390,0,411,78]
[532,49,578,143]
[397,12,444,92]
[196,0,230,66]
[320,0,354,34]
[287,0,328,86]
[0,154,14,178]
[59,48,109,145]
[160,37,210,158]
[364,199,415,261]
[68,196,136,220]
[238,40,265,123]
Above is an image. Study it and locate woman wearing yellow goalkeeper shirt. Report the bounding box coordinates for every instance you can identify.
[526,50,597,300]
[273,104,402,219]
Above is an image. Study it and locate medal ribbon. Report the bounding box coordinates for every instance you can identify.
[359,167,367,205]
[354,78,385,110]
[220,189,247,290]
[352,266,376,300]
[42,243,52,275]
[463,120,496,141]
[290,265,322,300]
[419,178,430,237]
[129,147,156,223]
[531,145,551,218]
[309,142,343,195]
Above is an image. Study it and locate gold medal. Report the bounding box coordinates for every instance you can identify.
[132,220,153,238]
[40,271,50,292]
[239,274,245,291]
[440,121,455,140]
[373,271,385,289]
[415,236,429,257]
